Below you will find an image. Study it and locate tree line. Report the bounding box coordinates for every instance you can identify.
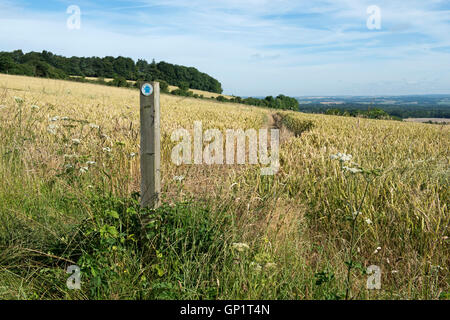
[166,83,299,111]
[0,49,300,111]
[216,94,299,111]
[0,50,223,93]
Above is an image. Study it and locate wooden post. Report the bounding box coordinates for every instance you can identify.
[140,82,161,209]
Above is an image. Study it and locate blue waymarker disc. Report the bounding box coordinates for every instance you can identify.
[141,83,153,96]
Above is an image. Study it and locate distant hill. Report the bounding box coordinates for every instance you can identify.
[70,76,233,99]
[0,50,223,94]
[297,95,450,119]
[0,50,299,111]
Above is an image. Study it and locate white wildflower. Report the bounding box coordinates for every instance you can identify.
[232,243,250,252]
[265,262,277,270]
[65,164,73,169]
[72,138,81,145]
[14,97,24,104]
[102,147,112,153]
[61,116,69,120]
[431,265,443,271]
[343,166,363,174]
[86,161,96,165]
[50,116,60,122]
[373,247,382,254]
[89,123,99,129]
[130,152,137,158]
[173,175,185,182]
[330,153,352,162]
[250,262,262,272]
[365,218,373,225]
[79,167,88,174]
[47,124,58,135]
[352,211,362,219]
[31,105,39,111]
[391,270,398,274]
[64,154,78,159]
[341,154,352,162]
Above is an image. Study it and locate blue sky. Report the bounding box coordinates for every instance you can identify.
[1,0,449,96]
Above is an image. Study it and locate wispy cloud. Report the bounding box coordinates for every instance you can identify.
[0,0,449,96]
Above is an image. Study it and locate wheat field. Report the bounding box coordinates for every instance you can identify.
[0,74,448,300]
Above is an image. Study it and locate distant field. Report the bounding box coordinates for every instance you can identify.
[404,118,450,123]
[71,76,136,85]
[70,76,232,99]
[0,74,448,300]
[167,85,233,99]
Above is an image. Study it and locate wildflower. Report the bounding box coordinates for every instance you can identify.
[79,167,88,174]
[431,265,443,272]
[265,262,277,270]
[31,105,40,111]
[365,218,373,225]
[232,243,250,252]
[391,270,398,274]
[61,116,69,120]
[352,211,362,219]
[373,247,382,254]
[14,97,24,104]
[103,147,112,153]
[250,262,262,272]
[343,166,363,174]
[64,154,78,159]
[72,138,81,145]
[341,154,353,162]
[50,116,60,122]
[330,153,352,162]
[89,123,99,129]
[86,161,96,165]
[47,124,58,135]
[173,175,185,182]
[65,164,73,169]
[130,152,137,158]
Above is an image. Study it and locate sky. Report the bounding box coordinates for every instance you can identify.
[0,0,449,96]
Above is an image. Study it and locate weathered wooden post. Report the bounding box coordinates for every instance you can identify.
[140,82,161,209]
